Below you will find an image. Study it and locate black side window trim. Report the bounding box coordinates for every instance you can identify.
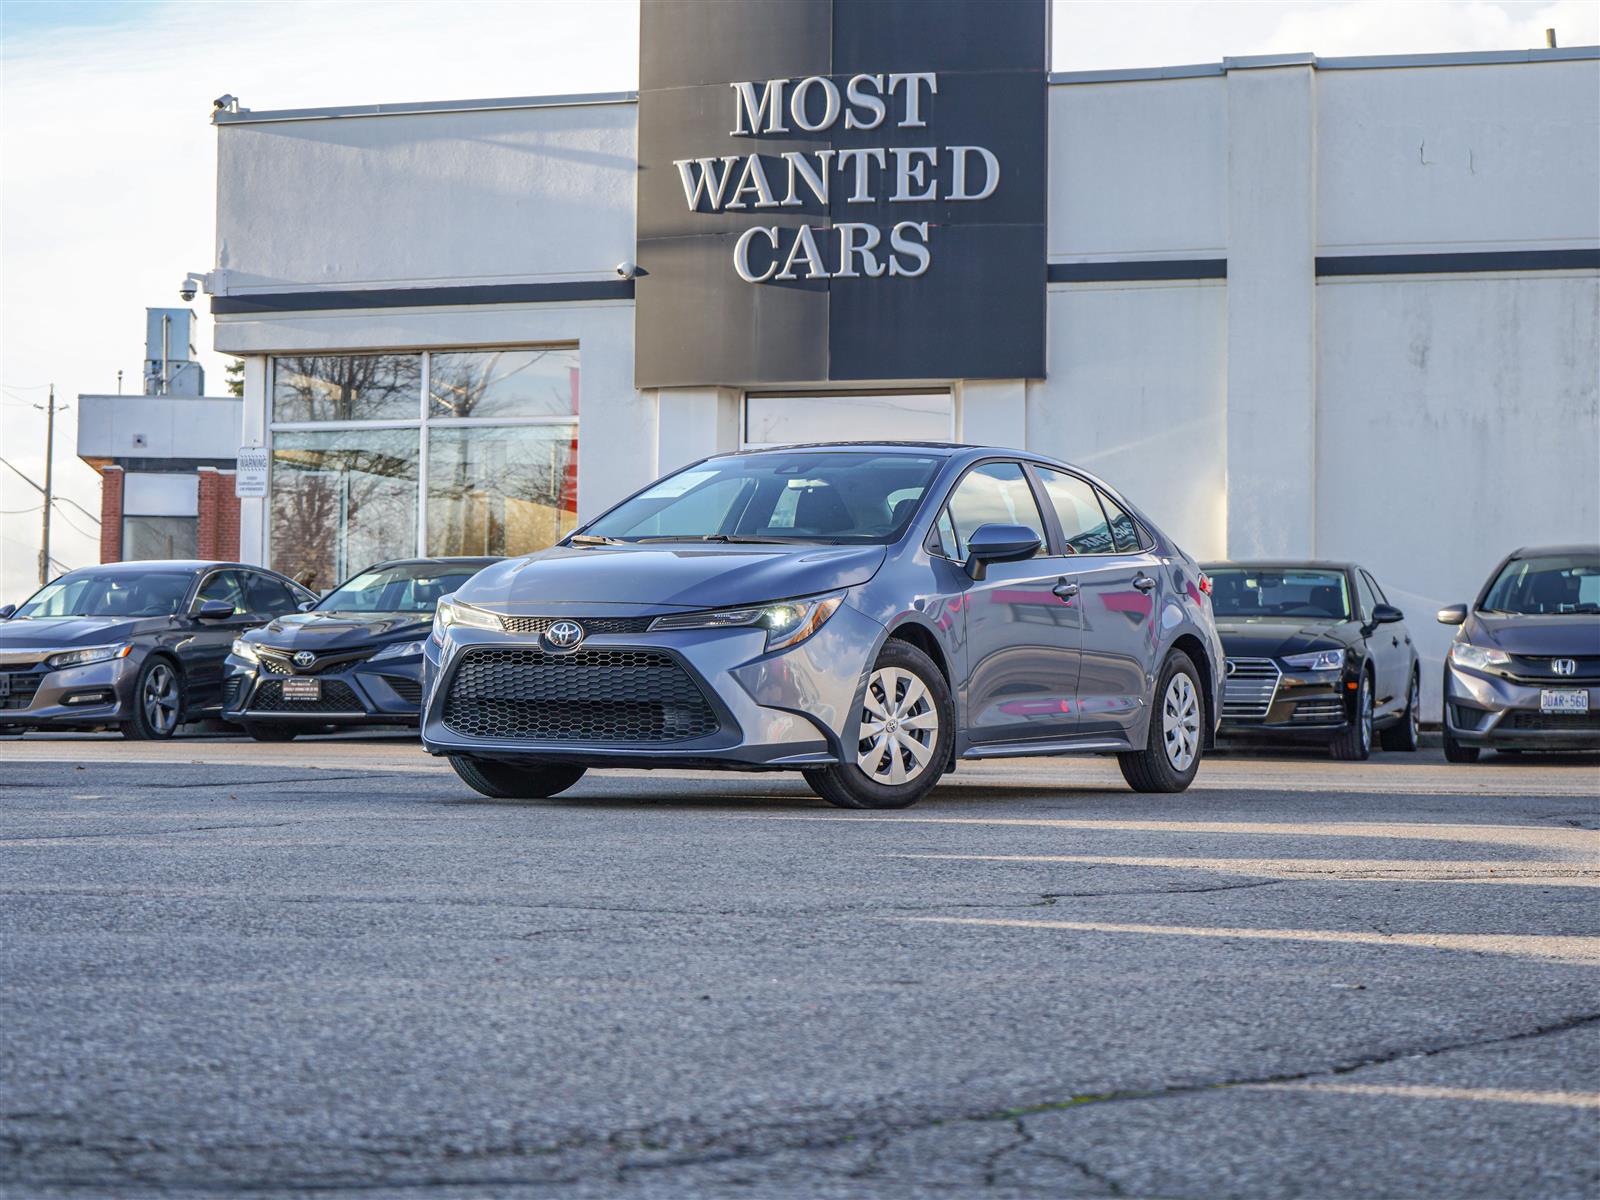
[930,458,1050,562]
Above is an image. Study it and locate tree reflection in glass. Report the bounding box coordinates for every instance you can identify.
[272,354,422,423]
[428,348,579,420]
[426,426,576,558]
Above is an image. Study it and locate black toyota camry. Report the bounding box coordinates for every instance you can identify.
[1201,561,1420,759]
[223,557,499,741]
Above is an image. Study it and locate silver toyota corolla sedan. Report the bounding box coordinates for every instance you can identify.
[421,443,1223,808]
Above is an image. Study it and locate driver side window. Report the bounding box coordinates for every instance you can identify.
[1354,571,1378,621]
[936,463,1048,560]
[195,570,248,613]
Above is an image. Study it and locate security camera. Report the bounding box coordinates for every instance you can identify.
[615,260,638,280]
[213,94,238,112]
[178,280,197,302]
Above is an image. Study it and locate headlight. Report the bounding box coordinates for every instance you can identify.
[1450,642,1510,672]
[46,643,133,670]
[372,638,427,661]
[1281,648,1345,672]
[431,598,501,645]
[650,592,845,651]
[230,637,259,662]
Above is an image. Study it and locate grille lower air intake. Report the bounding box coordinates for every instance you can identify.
[1221,658,1280,720]
[443,647,719,743]
[498,615,657,636]
[249,679,365,713]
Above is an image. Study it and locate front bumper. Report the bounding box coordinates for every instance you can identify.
[224,654,424,725]
[419,602,885,769]
[1217,664,1352,739]
[1443,662,1600,749]
[0,656,140,727]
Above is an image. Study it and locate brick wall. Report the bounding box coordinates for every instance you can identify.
[99,466,123,562]
[197,467,241,560]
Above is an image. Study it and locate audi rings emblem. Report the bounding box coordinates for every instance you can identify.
[545,620,586,651]
[292,650,316,669]
[1225,660,1238,677]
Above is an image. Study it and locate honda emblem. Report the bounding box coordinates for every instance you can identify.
[1552,658,1577,677]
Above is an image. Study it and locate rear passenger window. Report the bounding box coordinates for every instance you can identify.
[940,462,1048,560]
[1097,492,1142,553]
[1036,468,1115,554]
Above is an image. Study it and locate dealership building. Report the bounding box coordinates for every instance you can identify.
[200,0,1598,715]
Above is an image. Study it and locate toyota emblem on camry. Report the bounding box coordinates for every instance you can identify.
[1552,658,1577,676]
[545,620,585,651]
[292,650,316,669]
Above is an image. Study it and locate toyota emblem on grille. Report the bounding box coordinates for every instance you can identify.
[292,650,316,669]
[1552,658,1577,676]
[545,620,585,651]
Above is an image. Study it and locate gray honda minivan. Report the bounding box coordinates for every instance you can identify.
[422,443,1223,808]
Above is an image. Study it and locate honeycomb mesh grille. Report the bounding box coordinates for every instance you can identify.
[249,679,365,713]
[443,647,718,743]
[497,614,658,636]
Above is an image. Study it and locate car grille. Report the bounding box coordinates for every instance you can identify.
[383,676,423,704]
[1292,699,1344,723]
[1506,655,1600,684]
[258,648,374,675]
[248,679,365,713]
[1451,704,1491,732]
[1503,710,1600,732]
[443,647,719,743]
[0,673,43,711]
[1222,658,1280,720]
[497,615,659,636]
[222,676,245,709]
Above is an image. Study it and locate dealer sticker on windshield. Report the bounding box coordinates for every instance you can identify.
[1540,689,1589,715]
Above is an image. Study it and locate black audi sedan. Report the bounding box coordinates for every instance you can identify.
[223,557,499,740]
[0,561,315,739]
[1200,561,1420,759]
[1437,544,1600,761]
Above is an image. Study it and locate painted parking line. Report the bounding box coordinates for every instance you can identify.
[889,853,1599,883]
[1243,1082,1600,1109]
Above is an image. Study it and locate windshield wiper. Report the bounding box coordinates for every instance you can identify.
[567,533,628,546]
[629,534,797,544]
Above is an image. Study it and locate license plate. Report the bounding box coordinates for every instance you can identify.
[282,678,321,701]
[1540,689,1589,715]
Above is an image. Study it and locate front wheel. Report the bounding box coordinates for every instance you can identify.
[1379,671,1421,752]
[1330,672,1373,761]
[121,657,184,740]
[804,639,952,810]
[1118,651,1204,793]
[449,756,587,799]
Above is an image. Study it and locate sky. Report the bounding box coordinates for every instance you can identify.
[1,0,1594,602]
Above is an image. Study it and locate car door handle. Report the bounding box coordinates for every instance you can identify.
[1053,580,1080,601]
[1132,575,1157,592]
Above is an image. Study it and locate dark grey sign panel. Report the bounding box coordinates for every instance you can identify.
[635,0,1047,388]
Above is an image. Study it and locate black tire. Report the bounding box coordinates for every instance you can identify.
[121,656,184,740]
[803,639,952,810]
[450,756,587,799]
[1118,650,1204,793]
[1443,726,1481,763]
[1379,670,1421,752]
[244,723,299,743]
[1330,671,1373,761]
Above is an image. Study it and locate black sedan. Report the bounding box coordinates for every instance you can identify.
[1200,561,1420,759]
[223,557,500,741]
[1438,544,1600,761]
[0,561,316,739]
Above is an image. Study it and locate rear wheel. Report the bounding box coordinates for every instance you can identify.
[121,657,183,740]
[1330,673,1373,761]
[1379,671,1421,752]
[450,756,587,799]
[243,723,299,743]
[804,640,951,810]
[1118,651,1204,793]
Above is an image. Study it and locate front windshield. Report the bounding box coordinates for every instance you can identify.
[1481,553,1600,615]
[14,571,193,619]
[316,563,488,613]
[1208,568,1352,620]
[580,451,944,544]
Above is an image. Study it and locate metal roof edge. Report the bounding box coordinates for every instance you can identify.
[213,89,640,126]
[1049,44,1598,85]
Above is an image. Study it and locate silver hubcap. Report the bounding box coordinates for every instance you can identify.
[143,664,178,735]
[1162,672,1200,772]
[857,666,938,786]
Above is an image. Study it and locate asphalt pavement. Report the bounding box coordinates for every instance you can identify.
[2,734,1597,1199]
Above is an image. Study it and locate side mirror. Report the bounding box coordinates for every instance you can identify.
[195,599,235,620]
[0,604,14,620]
[965,522,1042,581]
[1371,603,1404,624]
[1435,604,1468,626]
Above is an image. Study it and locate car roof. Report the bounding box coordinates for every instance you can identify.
[362,557,503,570]
[58,559,257,575]
[1505,544,1600,559]
[1200,560,1358,572]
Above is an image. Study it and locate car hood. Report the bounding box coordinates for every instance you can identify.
[246,611,432,650]
[1462,612,1600,656]
[456,543,889,612]
[1214,617,1358,659]
[0,615,168,648]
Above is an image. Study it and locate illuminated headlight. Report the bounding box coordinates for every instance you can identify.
[372,638,427,661]
[431,598,501,645]
[1450,642,1510,672]
[230,637,259,662]
[650,592,845,651]
[1281,648,1345,672]
[46,643,133,670]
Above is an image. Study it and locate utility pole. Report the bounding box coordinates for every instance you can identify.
[38,385,55,585]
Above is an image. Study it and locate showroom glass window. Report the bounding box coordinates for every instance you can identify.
[268,348,577,587]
